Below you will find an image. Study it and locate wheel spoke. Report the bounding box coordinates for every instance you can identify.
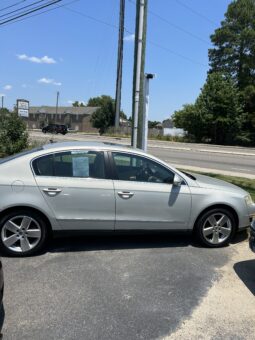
[208,215,217,227]
[20,237,31,252]
[4,234,18,247]
[21,217,32,230]
[26,229,41,238]
[220,226,231,237]
[218,215,228,227]
[212,231,219,244]
[203,226,214,236]
[5,220,20,233]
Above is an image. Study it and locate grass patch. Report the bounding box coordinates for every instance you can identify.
[181,170,255,201]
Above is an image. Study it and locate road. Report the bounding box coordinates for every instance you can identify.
[30,131,255,178]
[2,234,254,340]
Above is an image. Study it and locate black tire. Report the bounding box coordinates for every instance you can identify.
[195,208,236,248]
[0,209,48,257]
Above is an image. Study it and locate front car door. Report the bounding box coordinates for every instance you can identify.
[32,149,115,230]
[111,152,192,230]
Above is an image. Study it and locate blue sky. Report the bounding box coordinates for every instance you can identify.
[0,0,231,121]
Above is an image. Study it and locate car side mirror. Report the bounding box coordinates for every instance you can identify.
[173,174,182,186]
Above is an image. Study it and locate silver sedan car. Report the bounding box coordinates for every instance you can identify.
[0,141,254,256]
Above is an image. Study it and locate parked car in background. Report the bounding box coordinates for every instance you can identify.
[42,124,67,135]
[249,220,255,252]
[0,141,254,256]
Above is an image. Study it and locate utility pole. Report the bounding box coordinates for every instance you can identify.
[115,0,125,130]
[132,0,148,148]
[1,95,4,109]
[142,73,155,152]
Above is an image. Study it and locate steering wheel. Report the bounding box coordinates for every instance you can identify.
[136,165,153,181]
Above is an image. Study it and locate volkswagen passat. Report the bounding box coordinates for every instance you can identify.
[0,141,254,256]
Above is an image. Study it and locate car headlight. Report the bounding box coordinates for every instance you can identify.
[245,194,253,206]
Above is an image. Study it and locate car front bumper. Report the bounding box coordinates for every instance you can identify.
[249,219,255,253]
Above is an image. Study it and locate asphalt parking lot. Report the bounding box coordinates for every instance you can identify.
[2,232,254,340]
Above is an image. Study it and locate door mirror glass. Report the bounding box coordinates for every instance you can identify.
[173,174,182,186]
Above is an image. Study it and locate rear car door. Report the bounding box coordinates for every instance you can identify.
[32,149,115,230]
[111,152,192,230]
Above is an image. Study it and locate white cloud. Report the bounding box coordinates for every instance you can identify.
[38,78,61,86]
[17,54,56,64]
[124,34,135,42]
[3,85,12,90]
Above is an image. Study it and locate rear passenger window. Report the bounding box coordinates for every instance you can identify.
[32,151,105,179]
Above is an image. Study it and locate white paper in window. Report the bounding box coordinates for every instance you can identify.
[72,156,89,177]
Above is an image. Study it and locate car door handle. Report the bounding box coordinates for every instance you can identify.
[43,188,62,196]
[117,191,134,199]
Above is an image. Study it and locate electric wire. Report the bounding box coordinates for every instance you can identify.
[0,0,62,25]
[128,0,209,46]
[0,1,27,13]
[174,0,217,26]
[0,0,47,19]
[0,0,79,27]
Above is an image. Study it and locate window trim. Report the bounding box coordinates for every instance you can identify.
[31,149,110,180]
[109,151,186,185]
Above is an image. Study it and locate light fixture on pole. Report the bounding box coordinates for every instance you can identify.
[142,73,155,152]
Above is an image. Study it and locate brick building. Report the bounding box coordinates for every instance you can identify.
[28,106,99,132]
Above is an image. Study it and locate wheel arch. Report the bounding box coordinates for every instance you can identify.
[193,204,239,232]
[0,206,53,234]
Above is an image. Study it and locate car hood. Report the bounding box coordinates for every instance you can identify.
[191,173,247,195]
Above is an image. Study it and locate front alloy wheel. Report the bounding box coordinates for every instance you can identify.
[0,210,48,256]
[196,208,235,247]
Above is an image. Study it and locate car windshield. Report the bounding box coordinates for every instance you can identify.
[0,147,43,164]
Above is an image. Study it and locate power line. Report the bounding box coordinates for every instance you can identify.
[174,0,217,26]
[63,6,119,29]
[0,0,79,27]
[0,1,26,13]
[148,40,207,67]
[128,0,209,46]
[0,0,62,25]
[0,0,47,19]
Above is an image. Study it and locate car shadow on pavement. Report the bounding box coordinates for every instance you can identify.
[45,233,200,254]
[234,260,255,296]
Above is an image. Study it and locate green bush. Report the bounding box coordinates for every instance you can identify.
[0,110,28,156]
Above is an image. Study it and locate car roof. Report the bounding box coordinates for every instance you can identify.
[42,141,144,154]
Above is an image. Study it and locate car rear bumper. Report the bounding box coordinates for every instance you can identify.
[249,219,255,253]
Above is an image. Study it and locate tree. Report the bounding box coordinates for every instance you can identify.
[173,104,205,142]
[89,95,127,134]
[209,0,255,89]
[209,0,255,143]
[89,96,115,135]
[0,110,28,156]
[173,73,243,144]
[148,120,161,128]
[72,101,85,107]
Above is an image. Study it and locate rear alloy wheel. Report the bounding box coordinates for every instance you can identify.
[0,210,48,256]
[195,208,235,247]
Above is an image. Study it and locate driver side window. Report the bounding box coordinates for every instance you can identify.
[112,152,174,184]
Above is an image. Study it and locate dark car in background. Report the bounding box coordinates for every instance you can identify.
[42,124,68,135]
[249,220,255,252]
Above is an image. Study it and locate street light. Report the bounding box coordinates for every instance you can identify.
[142,73,155,152]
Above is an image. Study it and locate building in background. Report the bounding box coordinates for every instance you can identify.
[162,119,185,137]
[28,106,99,132]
